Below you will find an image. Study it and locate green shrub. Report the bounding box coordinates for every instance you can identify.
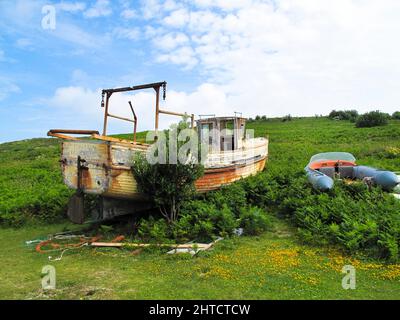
[240,171,284,207]
[138,216,171,242]
[239,206,272,235]
[132,119,204,223]
[276,175,400,261]
[136,181,274,242]
[137,201,239,242]
[0,139,74,226]
[205,183,247,215]
[329,110,359,122]
[177,201,238,241]
[355,111,389,128]
[392,111,400,120]
[282,114,292,122]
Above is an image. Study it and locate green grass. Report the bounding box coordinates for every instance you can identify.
[0,117,400,299]
[1,219,400,300]
[248,117,400,173]
[0,138,72,225]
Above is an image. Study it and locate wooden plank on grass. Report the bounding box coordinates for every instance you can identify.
[90,242,211,249]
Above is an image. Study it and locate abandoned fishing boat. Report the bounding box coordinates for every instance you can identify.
[48,81,268,223]
[305,152,400,191]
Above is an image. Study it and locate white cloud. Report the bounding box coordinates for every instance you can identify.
[70,69,91,86]
[0,0,44,28]
[46,86,155,133]
[163,8,190,27]
[121,9,137,19]
[0,1,105,54]
[0,78,21,101]
[15,38,33,50]
[47,0,400,128]
[168,83,231,116]
[144,26,161,38]
[46,86,103,130]
[84,0,112,18]
[142,0,400,117]
[54,23,100,48]
[153,32,189,51]
[49,86,99,111]
[163,0,181,11]
[157,46,198,69]
[111,27,140,40]
[141,0,164,20]
[58,1,86,13]
[45,82,233,135]
[194,0,254,11]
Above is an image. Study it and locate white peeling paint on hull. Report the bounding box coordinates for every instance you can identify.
[60,137,268,199]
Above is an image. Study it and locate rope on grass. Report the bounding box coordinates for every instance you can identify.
[48,243,89,261]
[35,236,101,254]
[35,235,127,261]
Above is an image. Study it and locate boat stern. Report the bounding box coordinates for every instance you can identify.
[61,139,110,195]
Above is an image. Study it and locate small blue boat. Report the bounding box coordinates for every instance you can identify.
[305,152,400,191]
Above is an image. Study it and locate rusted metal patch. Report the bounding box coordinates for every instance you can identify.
[196,157,267,192]
[62,140,109,195]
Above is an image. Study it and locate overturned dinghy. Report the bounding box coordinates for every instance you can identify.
[305,152,400,191]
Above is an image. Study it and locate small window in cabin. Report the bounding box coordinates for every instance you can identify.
[201,123,213,147]
[240,123,245,139]
[225,121,234,135]
[201,123,209,139]
[221,120,234,151]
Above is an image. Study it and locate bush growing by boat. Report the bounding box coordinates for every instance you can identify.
[238,206,272,236]
[175,202,239,241]
[356,111,390,128]
[132,119,204,223]
[137,216,171,243]
[137,198,272,242]
[205,183,247,216]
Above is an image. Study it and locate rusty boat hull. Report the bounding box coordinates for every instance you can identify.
[60,137,268,200]
[48,81,270,222]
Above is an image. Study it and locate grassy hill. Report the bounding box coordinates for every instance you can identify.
[1,118,399,225]
[1,117,400,299]
[0,138,72,226]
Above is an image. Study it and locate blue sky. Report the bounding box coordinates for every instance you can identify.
[1,0,400,142]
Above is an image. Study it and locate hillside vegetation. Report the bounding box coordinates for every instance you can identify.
[0,138,72,226]
[1,117,400,299]
[1,118,400,254]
